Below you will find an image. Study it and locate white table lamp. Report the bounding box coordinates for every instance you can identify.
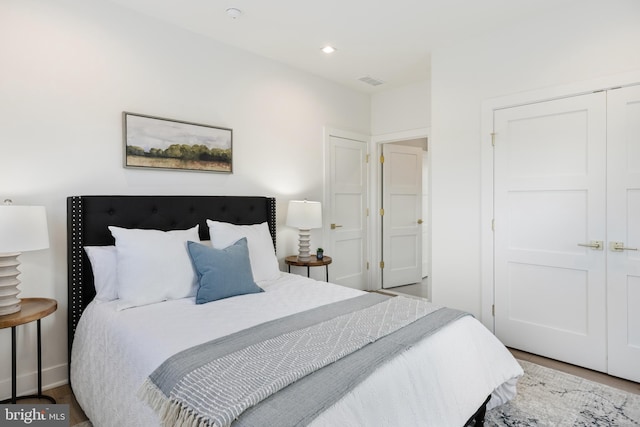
[286,200,322,261]
[0,201,49,316]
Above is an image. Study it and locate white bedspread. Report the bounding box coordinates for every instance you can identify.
[71,273,522,427]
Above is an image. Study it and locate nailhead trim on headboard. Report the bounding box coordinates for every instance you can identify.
[67,196,84,342]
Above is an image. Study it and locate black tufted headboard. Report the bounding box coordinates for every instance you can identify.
[66,195,276,368]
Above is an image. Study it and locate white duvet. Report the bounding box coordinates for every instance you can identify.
[71,273,522,427]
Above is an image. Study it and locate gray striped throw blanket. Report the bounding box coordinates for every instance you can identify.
[139,293,467,427]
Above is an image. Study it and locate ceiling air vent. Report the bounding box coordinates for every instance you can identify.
[358,76,385,87]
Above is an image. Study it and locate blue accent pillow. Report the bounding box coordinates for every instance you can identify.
[187,238,263,304]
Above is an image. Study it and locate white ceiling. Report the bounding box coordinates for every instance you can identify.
[108,0,579,93]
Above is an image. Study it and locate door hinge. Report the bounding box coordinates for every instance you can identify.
[491,219,495,231]
[491,133,496,147]
[379,261,385,269]
[366,261,370,270]
[380,154,385,164]
[380,208,384,216]
[366,154,370,163]
[492,304,495,316]
[366,208,369,216]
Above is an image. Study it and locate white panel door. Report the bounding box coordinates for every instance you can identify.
[494,92,608,371]
[382,144,422,288]
[327,134,368,290]
[607,85,640,382]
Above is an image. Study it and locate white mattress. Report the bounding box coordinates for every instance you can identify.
[71,273,523,426]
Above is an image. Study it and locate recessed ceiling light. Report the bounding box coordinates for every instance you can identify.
[321,46,336,54]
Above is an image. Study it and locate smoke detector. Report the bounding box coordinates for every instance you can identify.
[226,8,242,19]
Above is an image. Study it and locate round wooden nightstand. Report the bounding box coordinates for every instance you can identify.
[285,255,332,282]
[0,297,57,404]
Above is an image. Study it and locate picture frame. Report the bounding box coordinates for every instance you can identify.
[123,112,233,173]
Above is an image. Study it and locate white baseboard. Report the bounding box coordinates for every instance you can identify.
[0,363,69,401]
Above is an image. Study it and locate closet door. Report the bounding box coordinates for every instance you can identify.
[607,85,640,382]
[493,92,608,371]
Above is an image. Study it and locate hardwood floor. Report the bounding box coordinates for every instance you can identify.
[32,349,637,426]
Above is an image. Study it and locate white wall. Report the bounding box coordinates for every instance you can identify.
[0,0,370,398]
[430,0,640,317]
[371,80,430,136]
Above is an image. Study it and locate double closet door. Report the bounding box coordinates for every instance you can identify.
[493,85,640,382]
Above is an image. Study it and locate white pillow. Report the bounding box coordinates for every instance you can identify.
[84,245,118,301]
[207,220,280,282]
[108,225,200,310]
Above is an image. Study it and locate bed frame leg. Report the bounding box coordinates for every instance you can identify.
[464,395,490,427]
[473,399,488,426]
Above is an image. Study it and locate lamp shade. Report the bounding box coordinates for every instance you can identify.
[286,200,322,230]
[0,205,49,253]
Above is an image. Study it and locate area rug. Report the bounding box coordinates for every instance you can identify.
[486,360,640,426]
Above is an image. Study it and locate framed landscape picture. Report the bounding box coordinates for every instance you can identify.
[123,112,232,173]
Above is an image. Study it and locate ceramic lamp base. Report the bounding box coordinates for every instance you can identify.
[0,253,22,316]
[297,229,311,261]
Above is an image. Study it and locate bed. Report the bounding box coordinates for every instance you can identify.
[67,195,522,427]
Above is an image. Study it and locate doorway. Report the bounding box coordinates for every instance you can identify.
[380,138,429,297]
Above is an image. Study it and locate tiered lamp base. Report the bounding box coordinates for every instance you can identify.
[0,253,22,316]
[296,229,312,262]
